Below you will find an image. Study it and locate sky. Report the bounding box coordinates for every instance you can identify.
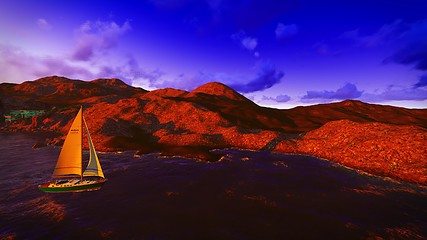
[0,0,426,109]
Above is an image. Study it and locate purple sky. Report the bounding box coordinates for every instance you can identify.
[0,0,426,108]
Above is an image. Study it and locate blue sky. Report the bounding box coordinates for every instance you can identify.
[0,0,426,108]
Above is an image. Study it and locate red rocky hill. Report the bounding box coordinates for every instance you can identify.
[274,120,427,185]
[0,76,146,111]
[1,76,427,185]
[283,100,427,131]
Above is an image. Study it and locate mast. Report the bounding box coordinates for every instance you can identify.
[81,106,83,182]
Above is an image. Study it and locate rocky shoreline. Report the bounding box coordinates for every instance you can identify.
[292,120,427,186]
[3,118,426,186]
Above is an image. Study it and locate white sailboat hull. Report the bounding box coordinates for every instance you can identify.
[38,178,107,193]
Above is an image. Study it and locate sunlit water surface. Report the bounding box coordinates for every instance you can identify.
[1,132,427,239]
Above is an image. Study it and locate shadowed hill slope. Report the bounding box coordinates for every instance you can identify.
[283,100,427,131]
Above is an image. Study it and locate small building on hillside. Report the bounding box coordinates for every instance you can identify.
[3,110,45,122]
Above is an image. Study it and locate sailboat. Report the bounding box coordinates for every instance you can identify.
[38,107,107,192]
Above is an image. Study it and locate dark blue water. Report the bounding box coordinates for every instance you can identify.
[1,133,427,239]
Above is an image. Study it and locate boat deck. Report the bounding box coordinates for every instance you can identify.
[38,178,107,192]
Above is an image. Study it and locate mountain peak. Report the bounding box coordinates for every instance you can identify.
[92,78,128,87]
[33,75,75,83]
[188,82,250,102]
[339,100,366,107]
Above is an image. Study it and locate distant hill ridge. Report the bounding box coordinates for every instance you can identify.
[1,75,426,130]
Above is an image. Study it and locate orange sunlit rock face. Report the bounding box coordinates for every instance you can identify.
[295,120,427,185]
[1,76,427,184]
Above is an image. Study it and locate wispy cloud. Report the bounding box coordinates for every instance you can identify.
[361,85,427,101]
[312,42,341,56]
[152,60,284,93]
[302,83,363,100]
[230,61,284,93]
[36,18,52,30]
[414,74,427,88]
[338,19,427,104]
[383,20,427,71]
[72,20,131,61]
[262,94,291,103]
[340,18,427,72]
[149,0,297,32]
[232,30,258,56]
[275,23,298,40]
[0,44,37,82]
[359,74,427,102]
[35,57,94,78]
[0,20,159,87]
[148,0,193,9]
[340,19,405,47]
[241,37,257,51]
[0,43,92,83]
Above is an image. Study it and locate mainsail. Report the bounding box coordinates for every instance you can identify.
[83,116,105,178]
[52,107,83,178]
